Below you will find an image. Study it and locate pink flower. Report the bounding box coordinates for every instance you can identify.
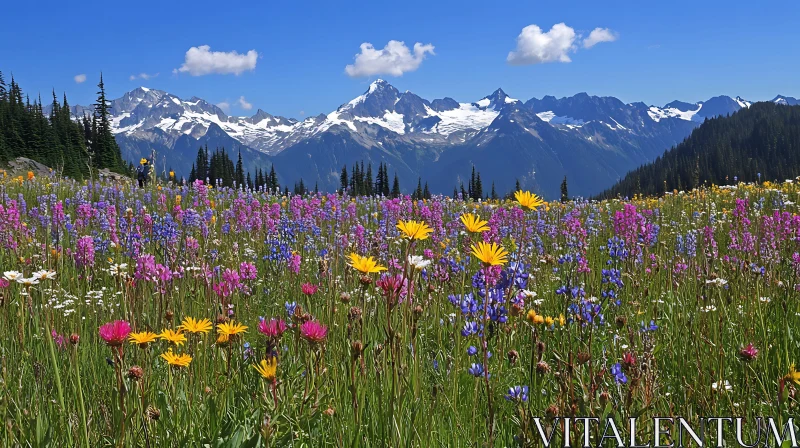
[301,283,318,296]
[738,343,759,362]
[258,318,287,338]
[300,320,328,343]
[0,278,9,288]
[99,320,132,347]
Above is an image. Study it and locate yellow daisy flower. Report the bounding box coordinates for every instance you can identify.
[460,213,489,233]
[180,317,213,334]
[129,331,158,347]
[159,329,187,346]
[160,349,192,368]
[514,190,545,211]
[470,241,509,266]
[347,253,387,274]
[253,357,278,382]
[396,220,433,240]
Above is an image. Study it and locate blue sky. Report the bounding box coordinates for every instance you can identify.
[1,0,797,119]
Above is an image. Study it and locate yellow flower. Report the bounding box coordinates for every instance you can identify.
[217,320,248,337]
[526,309,537,324]
[396,220,433,240]
[169,170,175,178]
[159,329,187,346]
[347,253,387,274]
[545,316,554,326]
[27,171,34,181]
[470,241,509,266]
[786,364,800,385]
[534,315,545,325]
[460,213,489,233]
[514,190,545,210]
[216,333,230,344]
[160,349,192,368]
[129,331,158,347]
[180,317,212,334]
[253,357,277,382]
[558,314,566,326]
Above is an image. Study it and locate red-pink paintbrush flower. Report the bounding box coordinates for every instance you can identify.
[99,320,132,347]
[258,318,287,338]
[301,283,319,296]
[300,320,328,343]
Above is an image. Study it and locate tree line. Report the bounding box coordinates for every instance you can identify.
[597,102,800,199]
[0,70,126,178]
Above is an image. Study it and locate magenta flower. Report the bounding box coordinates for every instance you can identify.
[300,320,328,343]
[258,318,287,338]
[301,283,318,296]
[738,343,759,362]
[99,320,132,347]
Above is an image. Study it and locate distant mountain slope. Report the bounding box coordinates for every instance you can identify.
[597,102,800,198]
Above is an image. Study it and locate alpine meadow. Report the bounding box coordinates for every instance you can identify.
[2,1,800,446]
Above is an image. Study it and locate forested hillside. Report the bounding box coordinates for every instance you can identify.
[0,71,126,178]
[598,102,800,198]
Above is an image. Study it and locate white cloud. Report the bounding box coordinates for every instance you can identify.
[237,96,253,110]
[177,45,259,76]
[217,101,231,113]
[129,72,159,81]
[345,40,435,77]
[583,28,617,48]
[74,74,87,84]
[507,23,618,65]
[507,23,577,65]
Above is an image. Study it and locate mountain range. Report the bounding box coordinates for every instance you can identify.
[58,82,798,198]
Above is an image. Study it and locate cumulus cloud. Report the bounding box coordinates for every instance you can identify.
[217,101,231,113]
[129,72,159,81]
[74,74,87,84]
[345,40,435,77]
[507,23,618,65]
[507,23,577,65]
[177,45,259,76]
[583,28,617,48]
[237,96,253,110]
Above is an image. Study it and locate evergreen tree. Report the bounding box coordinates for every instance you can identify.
[91,73,124,171]
[423,182,431,199]
[340,165,348,192]
[269,165,278,191]
[560,176,569,203]
[235,149,245,186]
[474,172,483,200]
[414,177,423,200]
[491,182,498,200]
[391,173,401,198]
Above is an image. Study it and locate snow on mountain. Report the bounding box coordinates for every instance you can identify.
[94,81,770,158]
[647,103,703,122]
[773,95,800,106]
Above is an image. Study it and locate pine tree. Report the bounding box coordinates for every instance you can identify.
[269,165,278,191]
[491,182,498,200]
[423,182,431,199]
[474,172,483,200]
[381,164,390,196]
[235,149,245,186]
[560,176,569,203]
[91,73,124,172]
[391,173,401,198]
[340,165,348,192]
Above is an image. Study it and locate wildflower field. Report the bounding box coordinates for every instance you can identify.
[1,174,799,446]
